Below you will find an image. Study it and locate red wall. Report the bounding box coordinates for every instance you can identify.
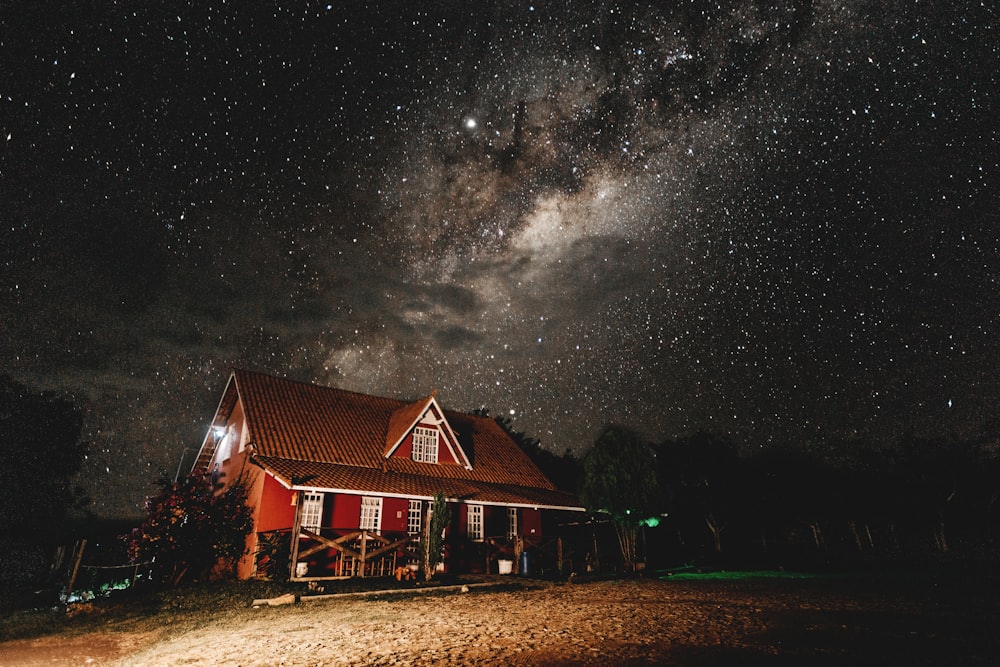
[211,402,255,497]
[256,474,295,532]
[455,501,467,535]
[258,490,416,534]
[331,493,362,530]
[258,485,545,540]
[394,436,413,459]
[434,431,459,464]
[382,497,409,533]
[522,508,542,538]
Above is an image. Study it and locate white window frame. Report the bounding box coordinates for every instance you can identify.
[467,504,483,542]
[411,426,439,463]
[359,496,382,532]
[407,500,423,536]
[507,507,518,541]
[300,492,324,533]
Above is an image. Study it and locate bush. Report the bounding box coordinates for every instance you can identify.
[128,475,253,586]
[255,530,291,581]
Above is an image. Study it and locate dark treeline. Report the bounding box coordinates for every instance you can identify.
[649,430,1000,570]
[496,411,1000,571]
[491,413,584,494]
[0,376,90,606]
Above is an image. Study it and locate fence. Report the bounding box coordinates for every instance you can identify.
[60,539,153,603]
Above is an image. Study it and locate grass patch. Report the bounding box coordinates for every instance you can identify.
[658,568,823,581]
[0,579,294,642]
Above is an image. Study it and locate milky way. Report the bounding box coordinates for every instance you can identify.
[2,1,997,517]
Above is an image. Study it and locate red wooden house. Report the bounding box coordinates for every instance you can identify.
[190,369,584,579]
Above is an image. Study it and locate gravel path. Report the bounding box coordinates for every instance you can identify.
[3,576,998,665]
[120,578,747,666]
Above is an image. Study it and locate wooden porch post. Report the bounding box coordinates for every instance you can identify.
[66,539,87,596]
[359,531,368,578]
[288,492,304,580]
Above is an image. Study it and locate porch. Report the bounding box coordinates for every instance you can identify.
[253,528,580,581]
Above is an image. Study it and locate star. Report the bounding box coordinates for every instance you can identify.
[0,0,995,517]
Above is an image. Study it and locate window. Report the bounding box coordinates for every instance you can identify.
[300,492,324,533]
[406,500,423,557]
[467,504,483,541]
[407,500,423,536]
[411,427,439,463]
[359,496,382,532]
[507,507,518,541]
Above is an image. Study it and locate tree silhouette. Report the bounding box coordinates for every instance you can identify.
[0,376,88,534]
[484,409,583,492]
[656,433,741,558]
[580,424,660,570]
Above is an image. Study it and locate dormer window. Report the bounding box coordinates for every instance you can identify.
[412,426,439,463]
[384,395,472,469]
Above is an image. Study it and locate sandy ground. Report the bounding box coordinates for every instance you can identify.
[2,576,998,666]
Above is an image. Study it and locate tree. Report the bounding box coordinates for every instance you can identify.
[128,474,253,586]
[0,376,89,590]
[422,493,451,581]
[492,412,583,492]
[580,425,660,571]
[0,376,89,533]
[656,433,742,558]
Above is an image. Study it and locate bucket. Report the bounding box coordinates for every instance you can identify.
[497,559,513,575]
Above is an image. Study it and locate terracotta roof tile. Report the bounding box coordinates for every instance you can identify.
[254,456,581,510]
[384,396,433,458]
[231,370,579,506]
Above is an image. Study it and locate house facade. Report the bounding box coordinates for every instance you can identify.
[190,369,584,579]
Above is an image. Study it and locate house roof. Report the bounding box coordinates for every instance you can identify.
[383,394,471,468]
[204,369,582,510]
[253,456,581,509]
[384,395,433,458]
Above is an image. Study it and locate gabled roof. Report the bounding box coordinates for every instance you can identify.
[198,369,581,510]
[383,394,470,468]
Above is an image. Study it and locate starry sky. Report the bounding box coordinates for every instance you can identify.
[2,1,998,518]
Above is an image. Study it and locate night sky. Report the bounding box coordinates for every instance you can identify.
[2,1,997,518]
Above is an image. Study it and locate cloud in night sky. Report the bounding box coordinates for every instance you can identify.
[1,1,997,517]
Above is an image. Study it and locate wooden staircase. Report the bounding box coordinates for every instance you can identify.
[190,435,220,477]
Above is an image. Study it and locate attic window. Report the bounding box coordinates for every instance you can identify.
[411,426,439,463]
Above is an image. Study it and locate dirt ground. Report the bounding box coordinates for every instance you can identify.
[2,575,998,666]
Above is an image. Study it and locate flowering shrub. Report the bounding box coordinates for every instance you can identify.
[254,529,292,581]
[129,474,253,586]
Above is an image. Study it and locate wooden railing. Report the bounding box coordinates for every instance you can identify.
[288,528,416,580]
[481,535,577,576]
[254,528,584,580]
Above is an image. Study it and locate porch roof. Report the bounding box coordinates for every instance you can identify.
[253,455,584,511]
